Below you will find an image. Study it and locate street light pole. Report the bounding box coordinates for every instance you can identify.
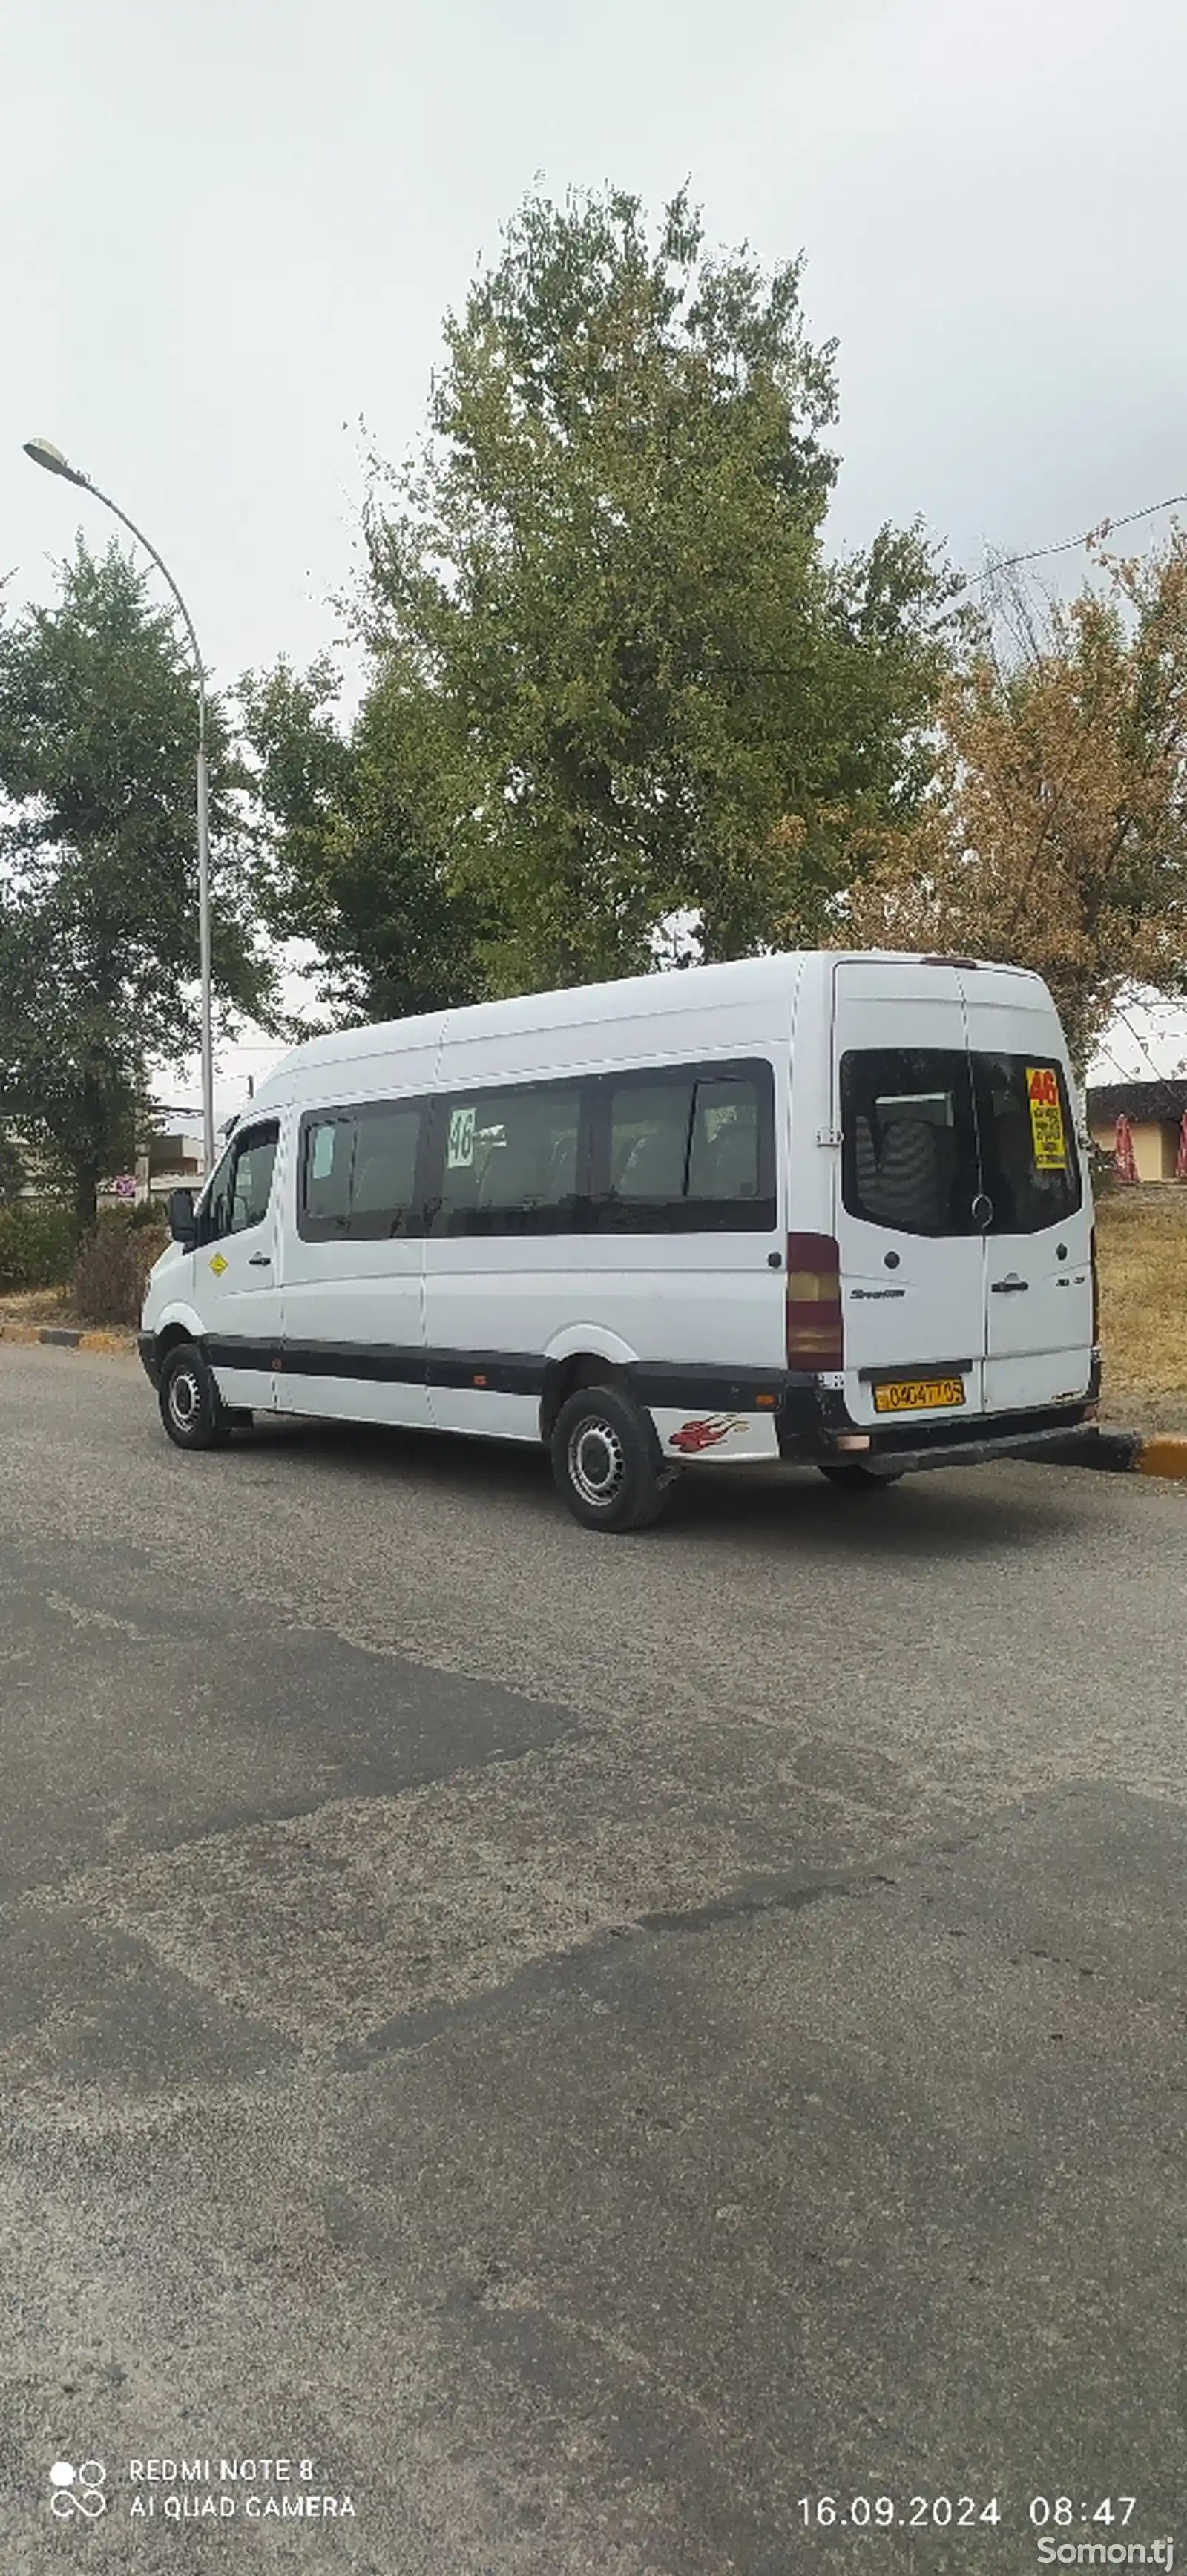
[22,438,217,1176]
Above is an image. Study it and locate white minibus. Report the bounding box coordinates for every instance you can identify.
[139,950,1099,1531]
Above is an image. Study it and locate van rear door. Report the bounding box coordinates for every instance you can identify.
[960,973,1093,1413]
[831,962,987,1427]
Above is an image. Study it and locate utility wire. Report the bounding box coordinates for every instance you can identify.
[968,489,1187,586]
[1111,1005,1187,1112]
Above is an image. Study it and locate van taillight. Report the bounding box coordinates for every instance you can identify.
[1091,1224,1099,1343]
[786,1232,843,1370]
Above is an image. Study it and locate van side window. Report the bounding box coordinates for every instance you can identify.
[298,1100,427,1240]
[350,1102,424,1238]
[688,1080,764,1203]
[595,1063,775,1232]
[300,1115,356,1237]
[203,1121,280,1242]
[433,1084,584,1235]
[611,1082,694,1200]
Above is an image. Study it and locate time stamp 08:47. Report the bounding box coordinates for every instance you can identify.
[798,2494,1151,2536]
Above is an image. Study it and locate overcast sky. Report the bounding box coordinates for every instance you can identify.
[4,0,1187,1112]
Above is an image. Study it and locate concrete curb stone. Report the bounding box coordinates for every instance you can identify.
[0,1321,137,1356]
[1135,1433,1187,1479]
[1019,1425,1187,1479]
[1024,1427,1143,1471]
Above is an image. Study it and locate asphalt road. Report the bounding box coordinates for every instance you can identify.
[1,1341,1186,2575]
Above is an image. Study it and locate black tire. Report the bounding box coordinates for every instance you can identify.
[158,1341,233,1451]
[551,1385,674,1533]
[818,1461,904,1492]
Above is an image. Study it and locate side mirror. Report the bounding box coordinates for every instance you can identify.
[168,1186,197,1248]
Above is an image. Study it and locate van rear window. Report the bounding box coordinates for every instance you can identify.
[842,1050,977,1236]
[841,1050,1081,1236]
[974,1054,1082,1231]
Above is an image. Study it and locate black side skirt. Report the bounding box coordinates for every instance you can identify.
[185,1334,1097,1464]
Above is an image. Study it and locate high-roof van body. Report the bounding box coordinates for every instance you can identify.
[140,951,1098,1529]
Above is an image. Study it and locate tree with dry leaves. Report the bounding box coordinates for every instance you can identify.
[828,533,1187,1070]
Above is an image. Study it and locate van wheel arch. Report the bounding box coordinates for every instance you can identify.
[155,1321,198,1366]
[539,1353,631,1445]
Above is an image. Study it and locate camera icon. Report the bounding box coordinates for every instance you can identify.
[49,2460,108,2519]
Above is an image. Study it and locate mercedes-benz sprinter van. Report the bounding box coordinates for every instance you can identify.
[139,951,1099,1531]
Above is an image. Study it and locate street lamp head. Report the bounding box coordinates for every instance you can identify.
[23,436,89,488]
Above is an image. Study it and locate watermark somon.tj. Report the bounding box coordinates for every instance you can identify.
[1036,2545,1176,2569]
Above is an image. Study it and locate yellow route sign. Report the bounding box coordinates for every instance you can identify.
[1025,1065,1067,1170]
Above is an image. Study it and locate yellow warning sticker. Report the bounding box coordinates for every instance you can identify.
[1025,1065,1067,1169]
[208,1252,228,1275]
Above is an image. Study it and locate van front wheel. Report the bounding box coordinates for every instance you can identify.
[159,1341,232,1451]
[551,1387,673,1533]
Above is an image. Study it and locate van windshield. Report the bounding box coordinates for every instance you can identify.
[841,1048,1082,1237]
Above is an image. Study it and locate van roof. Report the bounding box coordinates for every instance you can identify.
[253,948,1049,1105]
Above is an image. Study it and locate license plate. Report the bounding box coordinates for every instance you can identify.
[873,1375,966,1414]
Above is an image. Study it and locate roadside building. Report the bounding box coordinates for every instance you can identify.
[2,1118,205,1208]
[1086,1079,1187,1181]
[122,1128,204,1210]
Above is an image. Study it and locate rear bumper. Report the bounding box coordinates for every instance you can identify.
[777,1353,1101,1475]
[823,1416,1099,1476]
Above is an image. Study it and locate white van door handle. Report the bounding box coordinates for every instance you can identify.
[248,1251,272,1267]
[991,1275,1028,1293]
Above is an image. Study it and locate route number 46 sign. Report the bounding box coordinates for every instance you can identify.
[1025,1066,1068,1170]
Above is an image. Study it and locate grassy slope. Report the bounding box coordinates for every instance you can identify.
[1094,1187,1187,1429]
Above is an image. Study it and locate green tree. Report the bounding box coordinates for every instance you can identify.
[240,654,487,1022]
[352,183,959,994]
[0,541,274,1226]
[0,1128,25,1204]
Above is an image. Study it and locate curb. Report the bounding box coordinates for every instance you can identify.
[1135,1433,1187,1479]
[1025,1425,1187,1479]
[0,1322,136,1356]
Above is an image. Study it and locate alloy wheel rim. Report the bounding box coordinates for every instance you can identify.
[168,1369,200,1430]
[569,1416,625,1508]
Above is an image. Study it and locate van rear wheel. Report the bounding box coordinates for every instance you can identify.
[159,1341,232,1451]
[551,1387,673,1533]
[819,1461,904,1493]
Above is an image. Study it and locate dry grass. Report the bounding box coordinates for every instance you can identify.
[1095,1186,1187,1422]
[72,1220,168,1327]
[0,1284,78,1327]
